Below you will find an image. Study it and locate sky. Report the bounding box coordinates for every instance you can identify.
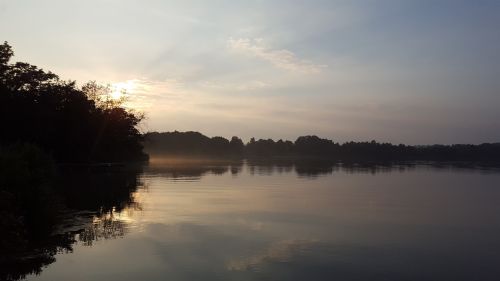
[1,0,499,144]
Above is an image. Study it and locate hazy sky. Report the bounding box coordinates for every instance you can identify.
[1,0,499,144]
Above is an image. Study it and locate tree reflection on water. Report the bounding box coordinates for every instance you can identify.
[0,165,145,281]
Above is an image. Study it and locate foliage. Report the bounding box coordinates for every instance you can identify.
[145,131,244,157]
[145,131,500,162]
[0,42,147,163]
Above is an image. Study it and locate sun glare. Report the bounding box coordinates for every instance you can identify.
[110,80,136,100]
[110,89,123,100]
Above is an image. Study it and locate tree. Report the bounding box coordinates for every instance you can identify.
[229,136,244,154]
[0,42,147,163]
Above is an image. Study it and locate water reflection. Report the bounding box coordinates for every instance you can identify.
[3,160,500,281]
[145,161,241,180]
[137,161,500,281]
[78,212,127,247]
[226,239,318,271]
[1,165,145,281]
[148,159,500,179]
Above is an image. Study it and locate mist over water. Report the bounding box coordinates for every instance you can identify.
[14,161,500,281]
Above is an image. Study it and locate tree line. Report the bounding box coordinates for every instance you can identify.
[145,132,500,162]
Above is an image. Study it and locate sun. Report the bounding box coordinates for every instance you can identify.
[110,89,123,100]
[110,80,135,100]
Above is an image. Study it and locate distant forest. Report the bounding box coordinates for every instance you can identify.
[145,131,500,162]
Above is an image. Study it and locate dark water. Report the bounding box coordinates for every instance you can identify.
[11,161,500,280]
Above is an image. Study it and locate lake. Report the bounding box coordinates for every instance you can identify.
[16,160,500,280]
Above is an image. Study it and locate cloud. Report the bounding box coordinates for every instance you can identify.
[228,38,327,74]
[226,239,318,271]
[200,80,270,91]
[104,78,189,111]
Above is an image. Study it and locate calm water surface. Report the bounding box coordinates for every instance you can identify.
[24,162,500,281]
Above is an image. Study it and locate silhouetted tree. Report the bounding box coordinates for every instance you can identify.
[229,136,244,154]
[0,42,147,163]
[144,131,500,162]
[294,135,339,156]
